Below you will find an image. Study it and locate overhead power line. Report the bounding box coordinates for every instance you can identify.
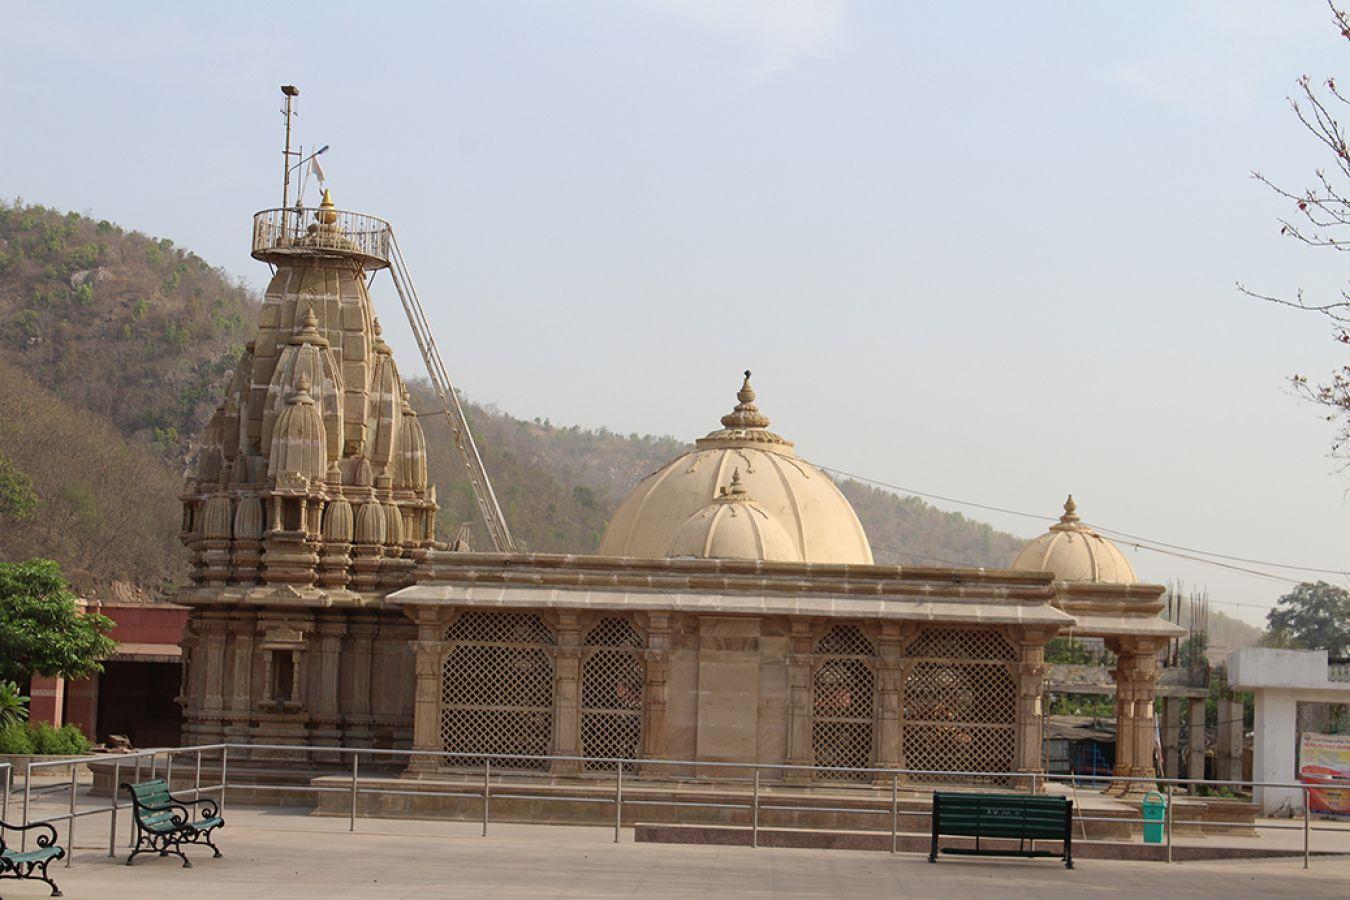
[814,462,1348,594]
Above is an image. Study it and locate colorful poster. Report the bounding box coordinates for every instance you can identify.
[1299,732,1350,818]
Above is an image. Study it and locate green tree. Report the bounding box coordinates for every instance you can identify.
[0,449,38,521]
[1265,581,1350,657]
[0,558,115,683]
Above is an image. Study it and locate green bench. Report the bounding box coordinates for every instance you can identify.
[0,819,65,896]
[929,791,1074,869]
[122,778,224,868]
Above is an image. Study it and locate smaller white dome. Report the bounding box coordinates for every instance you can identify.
[668,470,801,562]
[1011,495,1137,584]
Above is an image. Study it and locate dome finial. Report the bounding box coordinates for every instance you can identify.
[290,305,328,346]
[720,370,771,430]
[316,188,338,225]
[292,372,313,399]
[1060,494,1080,525]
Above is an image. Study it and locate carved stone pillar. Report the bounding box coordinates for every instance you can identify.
[640,613,673,777]
[874,621,907,779]
[223,614,256,746]
[199,616,228,743]
[1128,645,1161,794]
[406,634,447,775]
[343,617,379,749]
[176,622,200,745]
[311,619,347,759]
[1013,628,1053,788]
[551,611,582,775]
[784,620,815,784]
[1108,640,1135,796]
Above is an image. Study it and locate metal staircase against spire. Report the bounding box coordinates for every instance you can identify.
[383,227,516,553]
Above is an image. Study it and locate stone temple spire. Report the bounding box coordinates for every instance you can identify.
[181,182,443,595]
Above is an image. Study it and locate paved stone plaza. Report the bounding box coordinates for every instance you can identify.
[16,806,1349,899]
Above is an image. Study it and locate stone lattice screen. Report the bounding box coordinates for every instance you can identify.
[812,625,877,780]
[441,612,556,770]
[902,628,1018,784]
[580,617,645,770]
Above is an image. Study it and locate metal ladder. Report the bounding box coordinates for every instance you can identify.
[383,228,516,553]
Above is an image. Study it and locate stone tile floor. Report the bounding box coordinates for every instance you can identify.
[7,805,1349,899]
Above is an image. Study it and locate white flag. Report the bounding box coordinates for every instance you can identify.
[309,156,326,183]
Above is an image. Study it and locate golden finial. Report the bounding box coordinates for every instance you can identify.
[316,188,338,225]
[720,369,771,430]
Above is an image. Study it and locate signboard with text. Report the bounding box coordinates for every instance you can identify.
[1299,732,1350,818]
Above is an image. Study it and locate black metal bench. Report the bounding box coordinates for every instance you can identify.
[929,791,1073,868]
[121,778,224,868]
[0,819,65,896]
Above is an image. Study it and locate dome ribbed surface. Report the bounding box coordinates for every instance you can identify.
[599,374,872,564]
[1010,495,1137,584]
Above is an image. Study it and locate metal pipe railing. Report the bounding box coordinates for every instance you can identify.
[9,741,1348,871]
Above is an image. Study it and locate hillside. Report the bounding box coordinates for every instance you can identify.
[1207,610,1262,664]
[0,201,258,461]
[410,382,1027,564]
[0,360,184,598]
[0,201,1040,596]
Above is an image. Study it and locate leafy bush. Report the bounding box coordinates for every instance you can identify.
[0,722,92,756]
[59,724,92,754]
[28,721,66,754]
[0,681,29,729]
[0,722,34,754]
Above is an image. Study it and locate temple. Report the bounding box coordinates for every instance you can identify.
[175,187,1183,793]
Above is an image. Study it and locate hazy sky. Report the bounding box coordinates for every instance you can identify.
[4,1,1348,625]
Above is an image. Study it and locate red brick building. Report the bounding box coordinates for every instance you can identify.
[28,600,187,748]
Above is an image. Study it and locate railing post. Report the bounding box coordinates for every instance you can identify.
[1303,785,1310,870]
[150,751,157,782]
[130,756,142,848]
[66,761,77,867]
[1165,781,1173,864]
[481,760,490,837]
[109,758,120,858]
[350,754,360,833]
[22,761,31,851]
[2,764,9,825]
[614,762,624,844]
[751,768,760,849]
[166,753,174,793]
[219,745,229,820]
[890,774,899,854]
[194,750,202,801]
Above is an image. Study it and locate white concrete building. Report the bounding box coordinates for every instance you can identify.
[1228,647,1350,814]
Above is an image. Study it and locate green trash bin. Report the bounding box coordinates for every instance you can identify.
[1141,791,1166,844]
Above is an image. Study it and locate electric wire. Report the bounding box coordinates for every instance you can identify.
[812,461,1347,612]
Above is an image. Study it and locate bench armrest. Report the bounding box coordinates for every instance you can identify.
[0,820,60,849]
[169,795,220,818]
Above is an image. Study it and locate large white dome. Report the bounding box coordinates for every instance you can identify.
[598,372,873,564]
